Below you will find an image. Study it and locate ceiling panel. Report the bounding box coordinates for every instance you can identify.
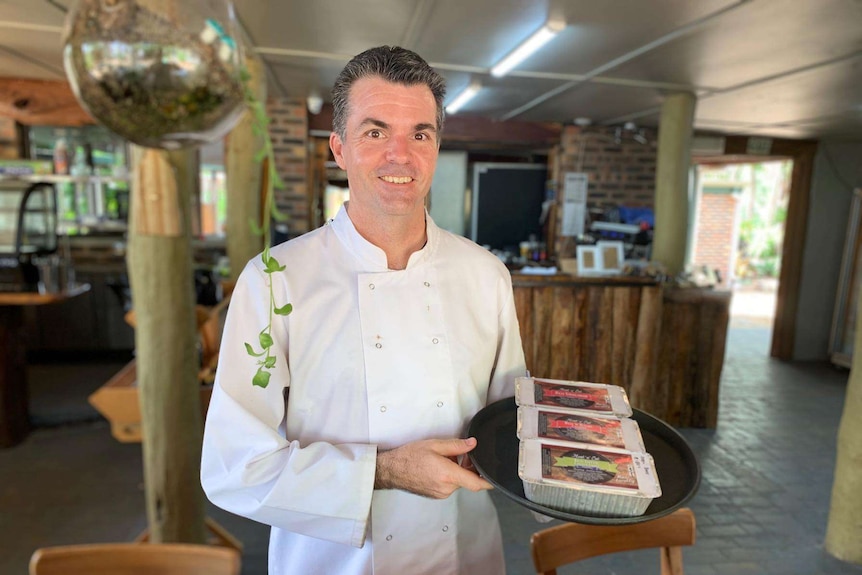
[448,75,565,117]
[0,0,66,26]
[696,55,862,125]
[517,82,666,125]
[412,0,549,67]
[0,28,66,79]
[608,0,862,89]
[529,0,739,76]
[235,0,420,55]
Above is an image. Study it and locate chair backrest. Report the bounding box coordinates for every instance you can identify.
[29,542,241,575]
[530,507,696,575]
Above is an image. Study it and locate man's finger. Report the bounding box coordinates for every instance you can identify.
[452,465,493,492]
[432,437,479,457]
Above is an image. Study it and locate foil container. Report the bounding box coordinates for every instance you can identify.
[515,377,633,417]
[519,438,661,517]
[517,406,645,452]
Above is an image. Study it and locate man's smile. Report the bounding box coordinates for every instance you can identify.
[379,175,414,184]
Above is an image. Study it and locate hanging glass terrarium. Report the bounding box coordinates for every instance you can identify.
[63,0,245,150]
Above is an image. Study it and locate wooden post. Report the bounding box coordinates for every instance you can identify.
[127,146,206,544]
[652,92,696,277]
[825,283,862,563]
[225,56,266,281]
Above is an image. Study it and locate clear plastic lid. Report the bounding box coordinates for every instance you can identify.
[517,406,645,451]
[515,377,633,417]
[518,438,661,499]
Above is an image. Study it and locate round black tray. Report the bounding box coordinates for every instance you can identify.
[467,397,701,525]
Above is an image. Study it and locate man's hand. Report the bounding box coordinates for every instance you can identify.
[375,437,492,499]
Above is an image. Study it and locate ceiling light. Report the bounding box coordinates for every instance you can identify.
[491,19,565,78]
[446,81,481,114]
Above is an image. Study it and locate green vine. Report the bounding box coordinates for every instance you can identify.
[239,67,293,388]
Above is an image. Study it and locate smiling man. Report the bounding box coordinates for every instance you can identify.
[202,46,526,575]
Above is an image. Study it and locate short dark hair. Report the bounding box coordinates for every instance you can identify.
[331,46,446,140]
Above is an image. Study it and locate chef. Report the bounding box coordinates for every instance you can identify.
[201,45,526,575]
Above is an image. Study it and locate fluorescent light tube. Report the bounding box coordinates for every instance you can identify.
[446,81,481,114]
[491,19,565,78]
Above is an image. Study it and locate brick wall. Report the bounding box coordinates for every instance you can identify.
[693,191,739,286]
[554,125,657,255]
[266,98,309,235]
[558,125,657,206]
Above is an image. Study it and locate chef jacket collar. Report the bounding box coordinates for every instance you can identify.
[331,202,438,272]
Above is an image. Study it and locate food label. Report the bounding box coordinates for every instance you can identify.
[541,444,639,490]
[538,412,625,448]
[534,380,613,411]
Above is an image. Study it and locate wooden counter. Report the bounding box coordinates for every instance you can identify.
[512,273,730,428]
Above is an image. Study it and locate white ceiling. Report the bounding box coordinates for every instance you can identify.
[0,0,860,140]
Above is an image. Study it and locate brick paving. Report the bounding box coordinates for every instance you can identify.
[495,325,862,574]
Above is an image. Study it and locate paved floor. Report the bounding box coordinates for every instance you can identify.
[2,325,861,574]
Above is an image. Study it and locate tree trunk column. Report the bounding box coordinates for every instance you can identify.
[652,92,696,277]
[825,282,862,563]
[128,146,206,544]
[225,55,266,281]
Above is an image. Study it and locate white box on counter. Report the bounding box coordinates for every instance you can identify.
[517,406,645,452]
[518,438,661,517]
[515,377,633,417]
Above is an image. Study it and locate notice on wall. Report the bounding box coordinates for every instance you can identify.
[561,172,588,237]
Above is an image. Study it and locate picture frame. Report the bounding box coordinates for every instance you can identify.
[576,241,625,276]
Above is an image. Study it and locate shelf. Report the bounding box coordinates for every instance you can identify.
[0,174,129,184]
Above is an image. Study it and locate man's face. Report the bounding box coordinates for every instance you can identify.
[330,76,439,221]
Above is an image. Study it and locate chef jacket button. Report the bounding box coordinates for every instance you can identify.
[424,281,431,287]
[380,405,387,412]
[442,525,449,532]
[369,283,375,290]
[437,401,443,407]
[386,534,393,541]
[432,337,439,344]
[375,343,382,349]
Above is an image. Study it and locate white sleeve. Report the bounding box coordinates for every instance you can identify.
[487,271,527,403]
[201,259,377,548]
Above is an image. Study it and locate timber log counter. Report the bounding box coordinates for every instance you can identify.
[511,273,731,428]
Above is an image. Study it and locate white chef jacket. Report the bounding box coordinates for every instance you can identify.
[201,205,526,575]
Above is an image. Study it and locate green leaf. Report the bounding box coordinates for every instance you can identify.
[264,356,277,369]
[244,342,265,357]
[252,369,271,388]
[254,148,267,162]
[274,303,293,316]
[259,332,274,349]
[266,256,286,273]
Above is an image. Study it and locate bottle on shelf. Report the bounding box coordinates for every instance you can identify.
[53,138,69,175]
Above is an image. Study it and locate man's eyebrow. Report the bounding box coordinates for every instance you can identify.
[358,118,389,130]
[414,122,437,133]
[357,118,437,133]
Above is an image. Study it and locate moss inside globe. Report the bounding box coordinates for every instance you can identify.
[64,0,244,150]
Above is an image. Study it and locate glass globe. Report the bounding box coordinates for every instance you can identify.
[63,0,246,150]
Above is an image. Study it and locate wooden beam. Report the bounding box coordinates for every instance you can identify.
[0,77,93,126]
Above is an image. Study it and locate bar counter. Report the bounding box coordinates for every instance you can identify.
[511,272,731,428]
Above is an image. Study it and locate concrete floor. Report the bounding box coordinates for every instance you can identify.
[2,324,862,575]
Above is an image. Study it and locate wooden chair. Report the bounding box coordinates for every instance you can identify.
[29,542,241,575]
[530,508,696,575]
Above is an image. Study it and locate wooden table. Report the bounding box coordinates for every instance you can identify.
[0,284,90,447]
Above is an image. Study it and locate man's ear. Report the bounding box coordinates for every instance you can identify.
[330,132,346,170]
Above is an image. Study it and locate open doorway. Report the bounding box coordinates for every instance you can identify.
[692,160,793,333]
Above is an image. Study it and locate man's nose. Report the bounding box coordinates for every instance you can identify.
[385,136,410,163]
